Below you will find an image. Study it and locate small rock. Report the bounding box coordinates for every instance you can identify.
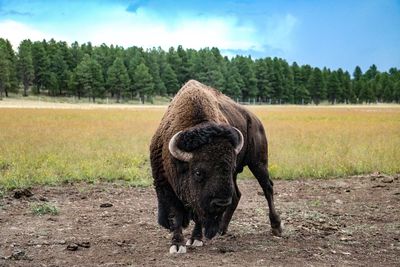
[393,192,400,195]
[382,177,394,183]
[218,246,236,253]
[345,189,351,193]
[67,243,79,251]
[10,250,27,260]
[39,196,48,202]
[372,184,386,188]
[335,199,343,204]
[100,203,113,208]
[78,241,90,248]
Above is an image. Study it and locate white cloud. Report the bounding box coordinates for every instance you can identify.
[262,14,298,53]
[0,20,66,49]
[80,8,260,51]
[0,8,296,57]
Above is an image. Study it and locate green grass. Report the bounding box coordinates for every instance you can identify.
[0,105,399,189]
[31,203,59,216]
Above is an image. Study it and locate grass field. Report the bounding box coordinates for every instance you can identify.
[0,105,399,189]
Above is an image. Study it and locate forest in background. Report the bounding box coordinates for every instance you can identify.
[0,38,399,104]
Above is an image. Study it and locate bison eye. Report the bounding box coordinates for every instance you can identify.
[193,170,204,182]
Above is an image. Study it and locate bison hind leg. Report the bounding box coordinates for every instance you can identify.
[249,162,282,236]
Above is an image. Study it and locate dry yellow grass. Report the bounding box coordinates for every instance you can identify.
[251,106,400,179]
[0,105,399,189]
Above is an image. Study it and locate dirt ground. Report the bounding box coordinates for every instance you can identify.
[1,174,399,267]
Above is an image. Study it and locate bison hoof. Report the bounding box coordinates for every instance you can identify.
[186,239,204,247]
[169,244,187,254]
[271,225,283,237]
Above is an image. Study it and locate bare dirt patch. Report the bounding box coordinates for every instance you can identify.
[1,174,399,266]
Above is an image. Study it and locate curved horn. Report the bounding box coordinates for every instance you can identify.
[168,131,193,162]
[232,127,244,155]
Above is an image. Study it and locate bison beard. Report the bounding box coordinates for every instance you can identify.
[203,214,222,239]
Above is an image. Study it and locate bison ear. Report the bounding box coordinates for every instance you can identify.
[168,131,193,162]
[232,127,244,155]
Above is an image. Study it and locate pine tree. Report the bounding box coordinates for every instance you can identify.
[364,64,378,80]
[176,45,192,85]
[393,80,400,103]
[146,49,165,96]
[167,47,182,83]
[293,85,310,104]
[49,49,68,96]
[359,80,375,103]
[267,58,285,103]
[308,68,325,105]
[234,56,257,101]
[160,61,179,95]
[224,62,243,99]
[341,71,353,103]
[92,43,114,88]
[17,40,34,96]
[0,41,10,100]
[353,66,362,81]
[70,41,83,70]
[254,59,272,102]
[127,48,146,97]
[336,68,346,103]
[281,60,294,103]
[31,41,50,94]
[378,73,391,102]
[89,58,104,102]
[327,71,340,104]
[75,55,104,101]
[352,66,363,102]
[133,63,154,103]
[107,57,130,102]
[4,39,18,96]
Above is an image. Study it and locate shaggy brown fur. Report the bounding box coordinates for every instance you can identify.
[150,80,281,250]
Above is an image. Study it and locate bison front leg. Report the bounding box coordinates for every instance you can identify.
[249,163,282,236]
[168,210,187,254]
[186,218,203,247]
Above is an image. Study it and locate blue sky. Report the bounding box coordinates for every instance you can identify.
[0,0,399,72]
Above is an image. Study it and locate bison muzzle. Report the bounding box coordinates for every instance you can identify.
[150,80,282,254]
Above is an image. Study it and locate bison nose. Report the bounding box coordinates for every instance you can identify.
[211,197,232,208]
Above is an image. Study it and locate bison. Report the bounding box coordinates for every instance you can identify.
[150,80,282,253]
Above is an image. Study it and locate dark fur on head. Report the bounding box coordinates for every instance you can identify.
[176,122,241,152]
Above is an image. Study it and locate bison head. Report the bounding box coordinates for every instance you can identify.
[169,122,244,238]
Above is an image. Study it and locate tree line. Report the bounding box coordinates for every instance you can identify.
[0,37,399,104]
